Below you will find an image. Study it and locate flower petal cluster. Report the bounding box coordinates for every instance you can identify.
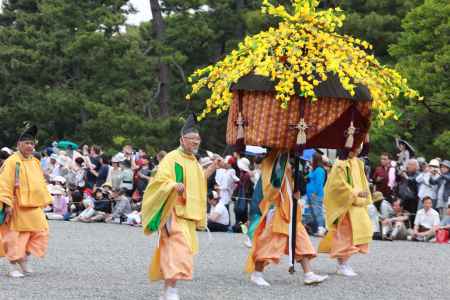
[187,0,419,121]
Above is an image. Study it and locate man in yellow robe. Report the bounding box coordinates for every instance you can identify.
[141,115,218,300]
[245,150,328,286]
[0,125,52,278]
[319,148,372,277]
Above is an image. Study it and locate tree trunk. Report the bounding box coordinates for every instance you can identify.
[149,0,170,117]
[235,0,245,39]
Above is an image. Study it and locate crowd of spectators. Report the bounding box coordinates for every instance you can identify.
[0,137,448,244]
[366,140,450,243]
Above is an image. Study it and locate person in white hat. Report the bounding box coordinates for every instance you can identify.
[107,154,125,190]
[1,147,13,156]
[46,185,69,220]
[44,153,62,180]
[416,159,440,210]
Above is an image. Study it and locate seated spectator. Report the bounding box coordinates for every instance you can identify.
[46,185,69,220]
[69,188,84,217]
[368,192,382,239]
[411,196,440,242]
[101,182,113,194]
[368,192,392,240]
[207,191,230,232]
[71,189,95,222]
[381,198,410,240]
[105,188,132,223]
[84,189,113,222]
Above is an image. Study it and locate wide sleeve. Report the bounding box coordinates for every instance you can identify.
[0,158,16,207]
[141,155,178,235]
[353,159,372,207]
[197,210,207,230]
[323,161,358,225]
[196,169,208,230]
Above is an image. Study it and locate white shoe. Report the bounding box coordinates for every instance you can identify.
[336,264,358,277]
[19,259,33,275]
[317,227,327,237]
[8,264,25,278]
[163,287,180,300]
[244,236,253,248]
[304,272,328,285]
[250,272,271,287]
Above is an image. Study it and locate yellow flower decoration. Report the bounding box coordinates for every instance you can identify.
[187,0,419,121]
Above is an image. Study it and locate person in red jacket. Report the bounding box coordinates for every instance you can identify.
[372,153,393,202]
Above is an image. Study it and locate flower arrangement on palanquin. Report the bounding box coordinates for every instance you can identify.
[187,0,419,150]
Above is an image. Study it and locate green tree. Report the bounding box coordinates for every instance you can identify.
[0,0,179,152]
[338,0,423,62]
[389,0,450,158]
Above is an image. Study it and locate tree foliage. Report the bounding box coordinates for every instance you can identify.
[386,0,450,158]
[0,0,447,159]
[186,0,418,121]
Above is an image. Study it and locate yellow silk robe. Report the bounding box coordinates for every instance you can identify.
[141,148,207,281]
[320,157,372,251]
[0,152,51,232]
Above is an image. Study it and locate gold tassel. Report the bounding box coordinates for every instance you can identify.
[296,118,308,145]
[345,121,356,148]
[237,112,245,140]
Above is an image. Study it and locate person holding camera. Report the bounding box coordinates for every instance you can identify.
[416,159,440,208]
[396,159,420,225]
[430,160,450,217]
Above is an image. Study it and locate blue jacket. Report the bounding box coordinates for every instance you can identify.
[306,166,326,199]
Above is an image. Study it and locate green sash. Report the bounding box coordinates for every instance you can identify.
[147,162,184,232]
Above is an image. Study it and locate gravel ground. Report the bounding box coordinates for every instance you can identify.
[1,221,449,300]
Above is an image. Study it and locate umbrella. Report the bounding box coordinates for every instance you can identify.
[57,140,79,150]
[396,139,415,157]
